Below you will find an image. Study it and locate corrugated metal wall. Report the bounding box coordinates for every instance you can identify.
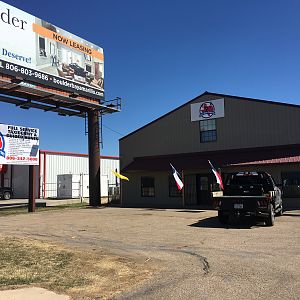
[120,94,300,168]
[40,152,119,198]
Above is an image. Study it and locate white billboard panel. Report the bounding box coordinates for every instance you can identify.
[0,124,39,165]
[191,98,225,121]
[0,1,104,99]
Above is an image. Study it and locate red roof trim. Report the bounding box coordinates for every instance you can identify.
[229,156,300,166]
[122,144,300,172]
[40,150,119,160]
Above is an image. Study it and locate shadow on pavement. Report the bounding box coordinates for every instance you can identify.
[176,210,206,213]
[189,216,258,229]
[141,208,166,211]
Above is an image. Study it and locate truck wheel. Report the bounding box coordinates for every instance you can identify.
[3,192,11,200]
[266,205,275,226]
[218,211,229,225]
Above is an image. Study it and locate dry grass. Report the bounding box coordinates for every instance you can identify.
[0,236,154,299]
[0,203,88,217]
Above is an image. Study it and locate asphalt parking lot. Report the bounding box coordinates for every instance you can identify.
[0,207,299,299]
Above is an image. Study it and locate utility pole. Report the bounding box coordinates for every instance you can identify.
[88,110,101,206]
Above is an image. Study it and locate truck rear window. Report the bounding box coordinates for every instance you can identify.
[226,173,273,187]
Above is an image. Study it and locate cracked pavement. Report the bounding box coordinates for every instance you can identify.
[0,207,299,299]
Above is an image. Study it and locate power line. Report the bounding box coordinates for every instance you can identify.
[102,124,123,136]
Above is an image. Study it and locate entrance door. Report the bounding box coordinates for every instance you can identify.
[184,174,197,206]
[196,175,211,206]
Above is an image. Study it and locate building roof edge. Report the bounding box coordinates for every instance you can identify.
[119,91,300,142]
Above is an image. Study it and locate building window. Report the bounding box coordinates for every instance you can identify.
[169,176,182,197]
[85,64,92,73]
[141,177,155,197]
[39,37,47,57]
[200,119,217,142]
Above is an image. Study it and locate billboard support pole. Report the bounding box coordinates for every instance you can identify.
[29,165,36,212]
[88,110,101,206]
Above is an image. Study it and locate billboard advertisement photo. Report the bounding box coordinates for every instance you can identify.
[0,123,39,165]
[0,1,104,99]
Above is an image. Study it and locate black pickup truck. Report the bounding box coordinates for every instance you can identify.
[213,172,283,226]
[0,187,13,200]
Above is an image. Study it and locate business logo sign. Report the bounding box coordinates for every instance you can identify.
[191,98,224,121]
[0,1,104,99]
[0,124,39,165]
[199,102,215,118]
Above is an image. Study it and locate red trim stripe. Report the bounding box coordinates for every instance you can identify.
[38,151,41,198]
[40,150,119,160]
[43,152,46,199]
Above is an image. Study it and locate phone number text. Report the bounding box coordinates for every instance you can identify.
[6,156,38,161]
[5,63,49,80]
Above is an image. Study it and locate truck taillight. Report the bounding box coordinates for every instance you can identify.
[267,191,275,199]
[257,199,268,207]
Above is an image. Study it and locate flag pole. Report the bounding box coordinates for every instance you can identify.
[120,178,122,206]
[182,170,185,208]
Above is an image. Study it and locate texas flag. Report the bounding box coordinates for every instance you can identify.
[208,160,224,190]
[170,163,184,191]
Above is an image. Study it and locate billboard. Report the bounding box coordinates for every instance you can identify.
[0,123,39,165]
[0,1,104,99]
[191,98,224,121]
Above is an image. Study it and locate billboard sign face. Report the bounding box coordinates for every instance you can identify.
[0,1,104,99]
[0,123,39,165]
[191,98,224,121]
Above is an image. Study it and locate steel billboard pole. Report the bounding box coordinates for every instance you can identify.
[88,110,101,206]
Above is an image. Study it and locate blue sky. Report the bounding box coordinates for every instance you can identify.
[1,0,299,156]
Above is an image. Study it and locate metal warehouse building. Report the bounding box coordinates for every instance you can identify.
[120,92,300,208]
[1,150,119,199]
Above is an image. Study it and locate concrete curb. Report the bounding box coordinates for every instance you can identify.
[0,287,69,300]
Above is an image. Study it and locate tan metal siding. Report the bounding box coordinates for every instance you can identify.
[122,172,182,207]
[217,97,300,150]
[120,94,300,168]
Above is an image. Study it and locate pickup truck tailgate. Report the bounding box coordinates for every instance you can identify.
[219,196,265,211]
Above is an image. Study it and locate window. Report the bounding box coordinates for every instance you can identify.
[85,65,92,73]
[200,119,217,142]
[39,37,46,57]
[49,42,56,55]
[141,177,155,197]
[169,176,182,197]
